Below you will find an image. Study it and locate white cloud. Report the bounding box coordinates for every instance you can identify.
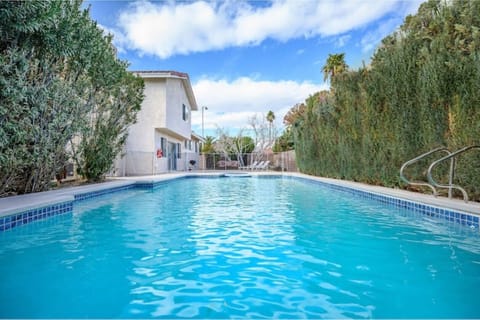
[191,77,327,132]
[360,17,402,53]
[360,0,423,53]
[117,0,409,58]
[335,35,351,48]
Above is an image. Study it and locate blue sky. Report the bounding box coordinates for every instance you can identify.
[85,0,423,137]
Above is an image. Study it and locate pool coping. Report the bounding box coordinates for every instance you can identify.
[286,172,480,216]
[0,171,479,231]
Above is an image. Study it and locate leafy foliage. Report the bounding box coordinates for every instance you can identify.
[0,0,144,195]
[214,128,254,166]
[290,0,480,200]
[322,53,348,82]
[201,136,216,153]
[266,110,275,143]
[273,127,294,152]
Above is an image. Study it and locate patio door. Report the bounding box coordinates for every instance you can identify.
[168,142,177,171]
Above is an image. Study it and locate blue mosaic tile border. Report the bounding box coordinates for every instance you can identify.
[2,175,478,232]
[0,180,179,231]
[186,175,225,179]
[136,180,174,189]
[136,176,187,189]
[257,175,284,180]
[0,184,137,232]
[74,184,135,201]
[0,201,73,232]
[293,176,480,230]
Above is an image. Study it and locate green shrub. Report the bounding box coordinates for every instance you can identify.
[290,0,480,200]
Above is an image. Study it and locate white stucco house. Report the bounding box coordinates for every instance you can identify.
[114,71,203,176]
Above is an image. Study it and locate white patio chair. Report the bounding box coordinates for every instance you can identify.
[256,161,270,170]
[239,160,258,170]
[253,161,265,170]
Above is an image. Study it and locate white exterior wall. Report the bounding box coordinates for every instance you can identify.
[153,129,167,174]
[125,78,166,152]
[116,78,167,176]
[152,131,184,174]
[165,78,192,139]
[182,139,201,171]
[114,73,198,176]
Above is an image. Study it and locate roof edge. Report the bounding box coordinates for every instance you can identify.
[132,70,198,111]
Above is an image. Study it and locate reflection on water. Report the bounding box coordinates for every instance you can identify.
[0,177,479,318]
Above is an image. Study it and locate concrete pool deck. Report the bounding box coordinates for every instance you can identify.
[1,171,479,218]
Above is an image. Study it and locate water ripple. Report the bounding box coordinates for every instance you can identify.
[1,178,480,318]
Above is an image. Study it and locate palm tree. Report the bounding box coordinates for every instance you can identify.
[201,136,216,169]
[201,136,215,153]
[322,53,348,82]
[266,110,275,143]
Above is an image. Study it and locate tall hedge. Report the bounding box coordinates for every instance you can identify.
[0,0,144,195]
[291,0,480,200]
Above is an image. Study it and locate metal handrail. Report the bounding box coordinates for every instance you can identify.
[400,147,453,197]
[427,145,480,203]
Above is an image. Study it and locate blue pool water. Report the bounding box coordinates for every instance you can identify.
[0,177,479,318]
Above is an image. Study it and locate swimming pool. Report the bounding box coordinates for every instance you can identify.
[0,176,479,318]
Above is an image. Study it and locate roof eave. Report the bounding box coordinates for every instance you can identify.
[132,71,198,111]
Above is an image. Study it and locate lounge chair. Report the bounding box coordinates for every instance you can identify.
[252,161,265,170]
[239,161,259,170]
[255,160,270,170]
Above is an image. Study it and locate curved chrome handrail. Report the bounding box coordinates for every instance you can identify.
[427,145,480,203]
[400,147,452,197]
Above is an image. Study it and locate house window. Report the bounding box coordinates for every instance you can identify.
[177,143,181,159]
[184,140,188,149]
[182,104,189,121]
[160,137,167,156]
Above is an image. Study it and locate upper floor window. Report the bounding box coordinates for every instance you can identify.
[182,104,189,121]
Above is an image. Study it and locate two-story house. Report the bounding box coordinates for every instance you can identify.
[114,71,202,176]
